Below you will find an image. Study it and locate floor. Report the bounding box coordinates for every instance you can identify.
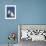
[0,44,18,46]
[19,39,46,46]
[0,40,46,46]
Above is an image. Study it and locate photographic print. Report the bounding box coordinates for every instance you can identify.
[5,5,16,19]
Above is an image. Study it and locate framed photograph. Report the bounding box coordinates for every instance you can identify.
[5,5,16,19]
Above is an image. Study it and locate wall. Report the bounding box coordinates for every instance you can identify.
[16,0,46,24]
[0,0,46,44]
[0,0,17,44]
